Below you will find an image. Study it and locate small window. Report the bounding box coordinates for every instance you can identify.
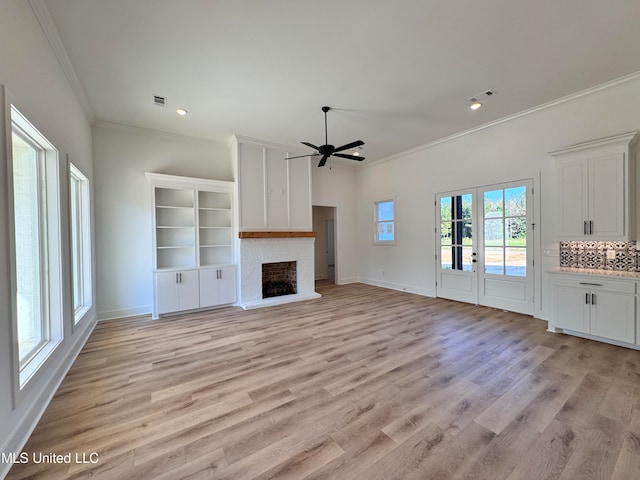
[69,163,92,323]
[10,105,63,388]
[374,199,395,243]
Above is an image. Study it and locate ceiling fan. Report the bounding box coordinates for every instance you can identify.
[286,106,365,167]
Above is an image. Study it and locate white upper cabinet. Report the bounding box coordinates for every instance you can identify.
[550,132,638,240]
[233,136,312,231]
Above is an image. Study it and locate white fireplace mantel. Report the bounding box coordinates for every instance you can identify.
[239,237,320,309]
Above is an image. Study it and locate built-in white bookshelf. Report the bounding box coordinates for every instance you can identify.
[154,187,196,268]
[198,190,233,266]
[147,174,235,269]
[146,173,237,318]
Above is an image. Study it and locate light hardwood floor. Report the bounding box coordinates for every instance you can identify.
[7,282,640,479]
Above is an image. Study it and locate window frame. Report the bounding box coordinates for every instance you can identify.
[9,104,64,392]
[69,161,92,324]
[374,198,396,245]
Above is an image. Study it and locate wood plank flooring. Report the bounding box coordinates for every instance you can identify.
[7,281,640,479]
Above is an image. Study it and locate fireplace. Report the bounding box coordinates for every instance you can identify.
[238,236,321,309]
[262,261,297,298]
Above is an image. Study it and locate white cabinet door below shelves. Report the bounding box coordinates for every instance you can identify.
[156,270,199,314]
[199,266,237,308]
[591,291,635,344]
[555,286,589,333]
[218,266,237,305]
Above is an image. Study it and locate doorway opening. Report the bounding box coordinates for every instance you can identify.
[312,206,337,284]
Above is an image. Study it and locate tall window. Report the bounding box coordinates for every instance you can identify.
[11,106,63,388]
[374,199,395,243]
[69,163,92,323]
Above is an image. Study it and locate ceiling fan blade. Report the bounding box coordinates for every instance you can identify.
[332,140,364,153]
[285,153,320,160]
[318,154,330,167]
[301,141,319,150]
[333,153,365,161]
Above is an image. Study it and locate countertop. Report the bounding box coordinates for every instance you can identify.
[548,267,640,279]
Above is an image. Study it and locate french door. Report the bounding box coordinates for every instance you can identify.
[436,180,534,315]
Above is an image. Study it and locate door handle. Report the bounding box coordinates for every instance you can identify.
[584,221,588,235]
[591,293,596,305]
[585,292,590,305]
[589,220,593,235]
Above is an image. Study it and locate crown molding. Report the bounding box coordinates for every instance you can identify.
[28,0,95,123]
[94,120,225,146]
[230,134,307,155]
[364,70,640,169]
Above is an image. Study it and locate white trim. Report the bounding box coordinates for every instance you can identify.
[9,104,64,394]
[145,172,234,191]
[373,197,397,245]
[0,318,96,480]
[98,305,152,321]
[94,120,226,145]
[358,278,434,297]
[69,161,92,326]
[28,0,95,122]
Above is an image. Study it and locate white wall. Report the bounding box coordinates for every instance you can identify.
[92,124,231,319]
[0,1,95,475]
[312,164,359,284]
[357,74,640,320]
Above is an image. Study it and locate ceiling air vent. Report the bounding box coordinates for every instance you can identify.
[153,95,167,107]
[468,89,496,103]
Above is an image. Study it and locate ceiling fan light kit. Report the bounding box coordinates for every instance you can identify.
[286,106,365,167]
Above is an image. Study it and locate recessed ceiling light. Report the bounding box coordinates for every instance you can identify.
[470,102,483,111]
[176,108,188,116]
[353,151,360,156]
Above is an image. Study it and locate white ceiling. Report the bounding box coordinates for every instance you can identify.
[43,0,640,164]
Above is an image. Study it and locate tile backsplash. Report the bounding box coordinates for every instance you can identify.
[559,241,640,271]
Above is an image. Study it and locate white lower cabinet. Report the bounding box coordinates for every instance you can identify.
[155,270,200,315]
[153,265,237,318]
[199,266,237,308]
[552,273,636,345]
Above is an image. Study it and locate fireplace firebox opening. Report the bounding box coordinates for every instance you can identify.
[262,261,297,299]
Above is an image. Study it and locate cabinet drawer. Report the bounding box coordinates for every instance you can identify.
[551,274,636,294]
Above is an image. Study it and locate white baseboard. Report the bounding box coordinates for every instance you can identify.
[357,277,434,297]
[98,305,151,321]
[0,316,97,479]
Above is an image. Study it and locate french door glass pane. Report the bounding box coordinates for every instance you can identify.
[484,190,503,218]
[462,246,473,272]
[440,222,452,245]
[440,194,473,271]
[484,219,504,246]
[506,217,526,246]
[505,186,526,216]
[484,247,504,274]
[483,186,527,277]
[12,132,44,362]
[441,246,452,270]
[460,194,472,218]
[506,247,527,277]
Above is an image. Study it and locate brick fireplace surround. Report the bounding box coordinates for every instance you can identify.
[238,233,321,309]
